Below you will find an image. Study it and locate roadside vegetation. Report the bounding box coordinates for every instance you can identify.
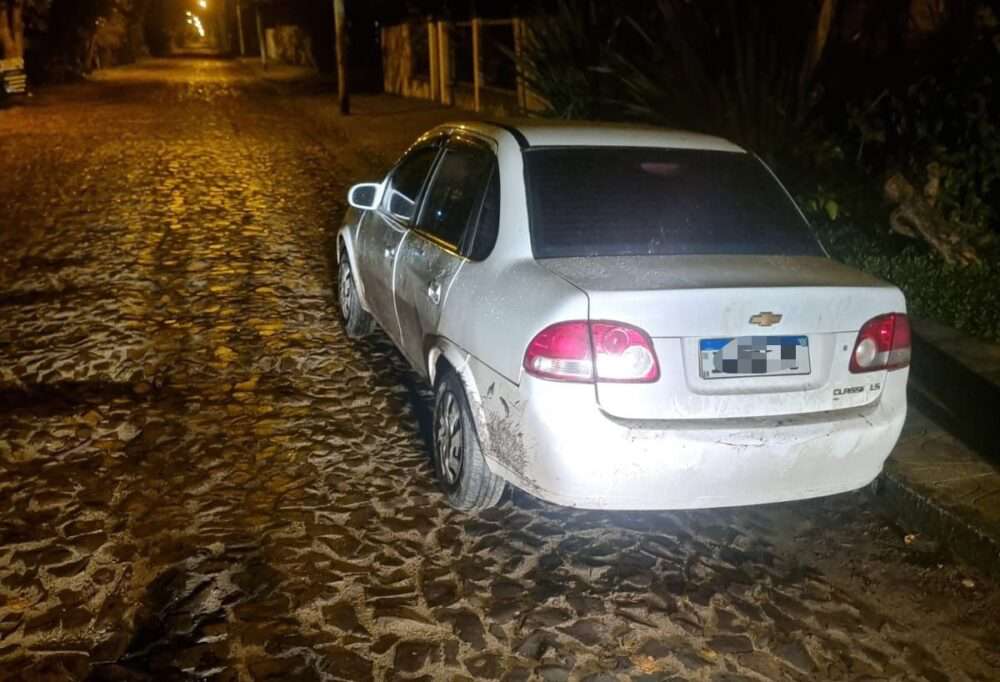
[518,0,1000,341]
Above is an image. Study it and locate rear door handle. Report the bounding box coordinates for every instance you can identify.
[427,280,442,305]
[384,246,396,259]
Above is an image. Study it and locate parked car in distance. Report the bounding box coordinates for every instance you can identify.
[336,120,910,511]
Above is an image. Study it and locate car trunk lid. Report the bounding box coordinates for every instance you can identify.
[540,255,905,420]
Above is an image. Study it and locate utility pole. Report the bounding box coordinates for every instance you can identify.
[235,0,246,56]
[216,1,230,53]
[333,0,349,114]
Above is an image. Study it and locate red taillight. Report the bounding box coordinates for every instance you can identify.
[523,321,593,382]
[524,321,660,383]
[849,313,911,373]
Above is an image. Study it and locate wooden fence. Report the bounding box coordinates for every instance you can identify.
[382,18,543,116]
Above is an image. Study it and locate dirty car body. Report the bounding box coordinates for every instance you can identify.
[337,121,910,511]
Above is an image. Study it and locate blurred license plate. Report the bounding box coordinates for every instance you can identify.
[699,336,810,379]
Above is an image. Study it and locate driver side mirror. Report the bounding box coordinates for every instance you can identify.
[348,182,383,210]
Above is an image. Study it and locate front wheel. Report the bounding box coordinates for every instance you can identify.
[338,252,374,339]
[433,372,506,511]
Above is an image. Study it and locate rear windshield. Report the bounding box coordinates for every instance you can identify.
[524,147,823,258]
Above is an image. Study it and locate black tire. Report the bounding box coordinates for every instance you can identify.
[868,473,884,496]
[433,371,506,511]
[338,250,374,339]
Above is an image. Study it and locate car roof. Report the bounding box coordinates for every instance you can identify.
[433,119,746,153]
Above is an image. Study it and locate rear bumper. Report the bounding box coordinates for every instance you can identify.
[485,371,907,510]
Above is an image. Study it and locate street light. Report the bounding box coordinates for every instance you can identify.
[198,0,208,8]
[185,10,206,38]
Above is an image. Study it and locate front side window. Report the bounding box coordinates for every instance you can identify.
[524,147,823,258]
[383,145,440,222]
[418,140,496,249]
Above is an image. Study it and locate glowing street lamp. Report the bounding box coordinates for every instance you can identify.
[185,9,206,38]
[198,0,208,8]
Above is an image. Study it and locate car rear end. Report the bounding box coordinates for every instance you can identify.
[511,145,909,509]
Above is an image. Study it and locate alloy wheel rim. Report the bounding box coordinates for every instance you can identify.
[436,390,464,485]
[339,264,353,321]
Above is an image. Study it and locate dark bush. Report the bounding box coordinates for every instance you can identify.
[514,0,625,120]
[845,7,1000,239]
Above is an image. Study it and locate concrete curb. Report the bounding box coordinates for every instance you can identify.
[876,320,1000,581]
[879,466,1000,581]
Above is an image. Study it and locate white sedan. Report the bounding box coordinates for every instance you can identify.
[337,121,909,511]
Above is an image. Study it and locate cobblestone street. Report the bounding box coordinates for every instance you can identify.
[1,59,998,681]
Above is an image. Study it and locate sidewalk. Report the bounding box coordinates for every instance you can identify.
[881,318,1000,579]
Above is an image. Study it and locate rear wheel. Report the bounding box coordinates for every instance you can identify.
[338,250,374,339]
[433,371,505,511]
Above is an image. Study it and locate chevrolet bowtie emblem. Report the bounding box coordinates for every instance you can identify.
[749,311,782,327]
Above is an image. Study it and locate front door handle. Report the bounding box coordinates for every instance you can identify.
[427,280,442,305]
[384,246,396,259]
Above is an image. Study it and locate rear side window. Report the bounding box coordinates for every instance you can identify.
[524,147,822,258]
[418,140,495,248]
[383,145,439,222]
[465,168,500,261]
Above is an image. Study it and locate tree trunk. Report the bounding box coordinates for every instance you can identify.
[86,31,98,72]
[216,9,228,53]
[884,172,982,266]
[12,0,22,56]
[0,7,13,59]
[333,0,349,115]
[798,0,838,109]
[0,0,24,60]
